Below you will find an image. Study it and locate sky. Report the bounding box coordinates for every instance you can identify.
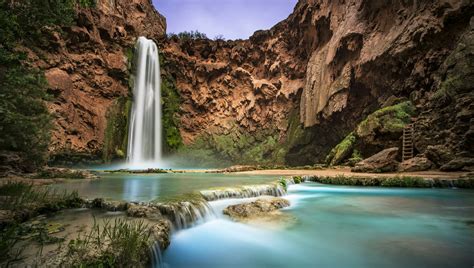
[152,0,298,40]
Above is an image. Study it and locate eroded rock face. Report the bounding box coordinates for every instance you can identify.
[163,0,473,165]
[26,0,166,160]
[27,0,472,167]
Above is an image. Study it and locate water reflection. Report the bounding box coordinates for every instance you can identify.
[123,177,160,201]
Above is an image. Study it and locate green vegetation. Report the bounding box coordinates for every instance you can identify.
[356,101,416,138]
[306,175,474,189]
[161,75,183,151]
[67,218,152,267]
[325,101,416,166]
[278,178,288,191]
[34,169,87,179]
[452,178,474,189]
[0,181,83,212]
[103,97,131,161]
[292,176,303,184]
[379,176,430,187]
[347,150,363,166]
[325,132,356,166]
[0,181,84,265]
[0,0,96,169]
[177,109,306,167]
[167,30,208,40]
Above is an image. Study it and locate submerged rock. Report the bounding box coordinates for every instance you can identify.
[88,198,129,211]
[352,147,400,173]
[223,197,290,219]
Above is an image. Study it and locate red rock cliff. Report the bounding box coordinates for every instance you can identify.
[163,0,473,166]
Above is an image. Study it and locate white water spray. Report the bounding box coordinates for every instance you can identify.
[127,37,162,165]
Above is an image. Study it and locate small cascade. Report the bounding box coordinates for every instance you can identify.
[200,184,286,201]
[156,200,215,230]
[150,242,163,268]
[127,36,162,165]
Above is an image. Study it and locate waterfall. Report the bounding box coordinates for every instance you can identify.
[127,36,162,165]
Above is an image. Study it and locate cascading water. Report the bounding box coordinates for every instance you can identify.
[127,36,162,166]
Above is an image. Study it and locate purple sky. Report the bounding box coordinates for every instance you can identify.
[152,0,298,40]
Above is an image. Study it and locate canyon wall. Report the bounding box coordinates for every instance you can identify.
[162,0,473,167]
[25,0,165,163]
[30,0,473,168]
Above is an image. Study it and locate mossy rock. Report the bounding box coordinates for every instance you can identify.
[356,101,416,138]
[325,132,356,166]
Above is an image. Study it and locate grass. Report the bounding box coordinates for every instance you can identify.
[0,181,84,266]
[308,175,430,187]
[0,224,24,265]
[0,181,83,212]
[66,218,153,267]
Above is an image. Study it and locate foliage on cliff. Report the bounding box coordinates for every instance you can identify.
[159,52,183,152]
[0,0,96,169]
[161,76,183,151]
[325,101,416,166]
[103,97,131,161]
[175,110,305,167]
[167,30,208,40]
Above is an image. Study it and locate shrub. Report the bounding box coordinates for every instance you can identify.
[168,30,208,40]
[293,176,303,184]
[278,178,288,191]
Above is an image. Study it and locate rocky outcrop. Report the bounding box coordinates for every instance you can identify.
[150,219,172,250]
[223,197,290,220]
[26,0,166,161]
[352,147,400,173]
[162,0,473,166]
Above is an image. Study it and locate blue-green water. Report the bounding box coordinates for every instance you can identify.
[163,183,474,268]
[50,173,279,201]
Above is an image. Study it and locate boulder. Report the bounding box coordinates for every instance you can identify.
[351,147,399,173]
[440,157,474,171]
[223,197,290,219]
[399,156,433,172]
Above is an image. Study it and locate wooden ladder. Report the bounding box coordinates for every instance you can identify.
[402,123,414,161]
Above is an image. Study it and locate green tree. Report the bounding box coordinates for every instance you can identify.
[0,0,95,169]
